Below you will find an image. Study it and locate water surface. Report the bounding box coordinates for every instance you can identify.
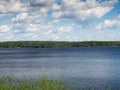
[0,47,120,89]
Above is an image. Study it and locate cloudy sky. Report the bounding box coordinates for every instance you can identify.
[0,0,120,41]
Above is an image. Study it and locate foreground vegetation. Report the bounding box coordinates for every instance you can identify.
[0,41,120,48]
[0,77,112,90]
[0,77,70,90]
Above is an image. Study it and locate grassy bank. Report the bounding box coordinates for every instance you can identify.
[0,77,112,90]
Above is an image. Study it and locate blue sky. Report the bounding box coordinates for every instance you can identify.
[0,0,120,41]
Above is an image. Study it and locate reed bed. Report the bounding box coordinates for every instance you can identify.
[0,76,111,90]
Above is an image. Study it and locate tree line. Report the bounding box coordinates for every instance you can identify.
[0,41,120,48]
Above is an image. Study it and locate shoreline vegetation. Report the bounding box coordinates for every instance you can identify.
[0,77,70,90]
[0,41,120,48]
[0,77,111,90]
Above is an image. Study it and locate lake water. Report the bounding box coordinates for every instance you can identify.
[0,47,120,90]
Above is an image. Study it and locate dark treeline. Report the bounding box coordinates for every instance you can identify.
[0,41,120,48]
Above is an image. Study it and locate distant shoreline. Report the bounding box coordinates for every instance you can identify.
[0,41,120,48]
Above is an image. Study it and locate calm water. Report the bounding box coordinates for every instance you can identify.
[0,47,120,89]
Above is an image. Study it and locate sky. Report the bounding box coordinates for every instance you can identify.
[0,0,120,41]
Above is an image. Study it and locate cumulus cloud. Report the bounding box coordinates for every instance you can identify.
[24,33,38,39]
[42,24,76,40]
[3,0,117,24]
[0,0,28,14]
[25,24,39,32]
[52,0,117,23]
[25,23,54,33]
[0,0,117,21]
[51,4,61,11]
[43,24,75,36]
[1,0,117,25]
[51,34,60,40]
[12,13,28,22]
[57,24,74,33]
[5,35,14,40]
[0,25,11,33]
[0,0,119,41]
[43,30,53,35]
[96,14,120,30]
[30,0,55,7]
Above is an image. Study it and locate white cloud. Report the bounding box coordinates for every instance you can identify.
[51,4,61,11]
[12,13,28,22]
[96,14,120,30]
[57,25,74,33]
[42,24,76,40]
[9,1,27,12]
[51,0,117,23]
[43,30,53,35]
[40,7,48,14]
[25,23,54,32]
[5,35,14,40]
[52,11,62,19]
[27,13,44,24]
[51,34,60,40]
[0,0,118,24]
[0,25,11,33]
[0,0,28,13]
[42,24,75,38]
[1,0,117,29]
[48,19,62,25]
[66,36,71,39]
[0,0,119,41]
[25,24,39,32]
[30,0,56,6]
[24,33,38,39]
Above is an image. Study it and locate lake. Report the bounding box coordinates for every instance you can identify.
[0,47,120,90]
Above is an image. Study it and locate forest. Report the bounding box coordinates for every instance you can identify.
[0,41,120,48]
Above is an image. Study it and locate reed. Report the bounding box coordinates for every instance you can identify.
[0,76,112,90]
[0,76,70,90]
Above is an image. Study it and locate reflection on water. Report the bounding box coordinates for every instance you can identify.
[0,47,120,89]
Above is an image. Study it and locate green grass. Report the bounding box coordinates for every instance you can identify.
[0,77,70,90]
[0,76,112,90]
